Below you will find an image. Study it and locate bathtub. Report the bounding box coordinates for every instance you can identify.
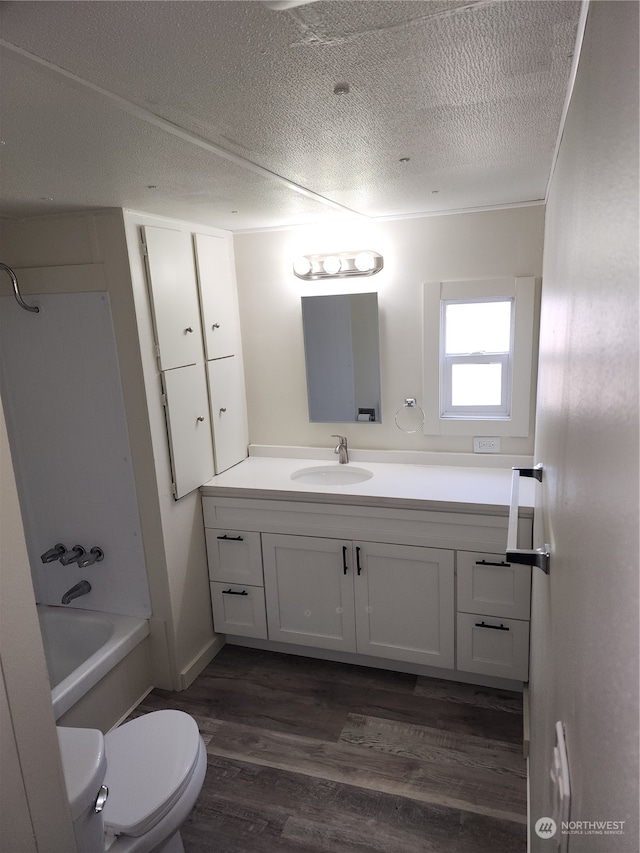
[37,604,150,721]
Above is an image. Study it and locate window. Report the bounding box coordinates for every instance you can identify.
[423,278,536,437]
[441,298,514,418]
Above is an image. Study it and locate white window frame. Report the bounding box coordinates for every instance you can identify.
[440,297,514,419]
[422,277,536,437]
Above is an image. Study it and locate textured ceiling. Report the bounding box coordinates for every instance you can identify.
[0,1,582,231]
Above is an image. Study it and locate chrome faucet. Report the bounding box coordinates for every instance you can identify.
[61,579,92,605]
[332,434,349,464]
[77,547,105,569]
[40,543,66,564]
[59,546,86,566]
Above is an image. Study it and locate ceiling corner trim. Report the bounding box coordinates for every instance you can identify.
[544,0,591,202]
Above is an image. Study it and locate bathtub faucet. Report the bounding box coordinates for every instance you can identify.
[61,579,92,605]
[40,543,66,563]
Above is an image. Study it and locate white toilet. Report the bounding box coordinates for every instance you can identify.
[57,710,207,853]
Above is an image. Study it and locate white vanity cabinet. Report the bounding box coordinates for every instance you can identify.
[456,551,531,681]
[202,494,531,680]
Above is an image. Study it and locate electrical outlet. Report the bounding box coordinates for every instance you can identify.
[473,436,501,453]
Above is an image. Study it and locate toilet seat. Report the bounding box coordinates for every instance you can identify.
[101,710,202,838]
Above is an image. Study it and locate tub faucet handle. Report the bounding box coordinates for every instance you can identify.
[59,546,86,566]
[40,543,67,563]
[76,547,105,569]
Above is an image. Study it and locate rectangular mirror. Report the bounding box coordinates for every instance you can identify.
[301,292,381,423]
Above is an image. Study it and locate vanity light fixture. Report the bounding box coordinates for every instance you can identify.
[293,250,383,281]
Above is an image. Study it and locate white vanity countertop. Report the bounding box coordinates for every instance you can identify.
[201,455,535,515]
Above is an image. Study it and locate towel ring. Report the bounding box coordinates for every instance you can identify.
[394,398,425,434]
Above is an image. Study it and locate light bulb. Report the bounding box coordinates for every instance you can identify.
[354,252,375,272]
[322,255,342,275]
[293,256,312,276]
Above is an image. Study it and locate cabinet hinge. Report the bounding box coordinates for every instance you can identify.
[161,393,167,407]
[155,343,161,359]
[141,240,148,257]
[171,482,178,498]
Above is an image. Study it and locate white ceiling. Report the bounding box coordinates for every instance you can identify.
[0,0,582,232]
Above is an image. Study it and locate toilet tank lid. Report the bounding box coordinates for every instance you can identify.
[57,726,107,821]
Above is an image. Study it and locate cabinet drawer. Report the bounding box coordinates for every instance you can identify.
[456,612,530,681]
[205,529,263,586]
[457,551,531,620]
[210,582,267,639]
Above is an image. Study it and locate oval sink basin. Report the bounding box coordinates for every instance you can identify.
[290,465,373,486]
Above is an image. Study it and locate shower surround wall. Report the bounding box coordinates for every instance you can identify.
[0,209,226,692]
[0,288,150,617]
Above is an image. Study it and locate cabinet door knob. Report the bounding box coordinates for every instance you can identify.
[197,415,205,422]
[185,326,194,333]
[212,323,221,329]
[219,407,227,413]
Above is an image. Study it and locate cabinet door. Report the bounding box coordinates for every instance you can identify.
[194,233,241,360]
[207,356,248,473]
[354,542,455,668]
[262,534,356,652]
[142,226,204,370]
[162,364,214,498]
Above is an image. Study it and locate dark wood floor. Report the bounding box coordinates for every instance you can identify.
[132,645,527,853]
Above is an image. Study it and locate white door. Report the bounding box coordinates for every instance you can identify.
[207,356,248,473]
[354,542,455,668]
[262,534,356,652]
[162,363,214,498]
[143,226,204,370]
[193,233,241,360]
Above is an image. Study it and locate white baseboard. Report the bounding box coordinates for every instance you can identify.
[180,633,226,690]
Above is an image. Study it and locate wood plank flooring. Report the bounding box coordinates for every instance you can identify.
[130,645,527,852]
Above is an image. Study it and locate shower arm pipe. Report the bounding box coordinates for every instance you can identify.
[0,262,39,313]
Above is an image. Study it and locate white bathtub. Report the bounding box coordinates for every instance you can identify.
[37,604,150,720]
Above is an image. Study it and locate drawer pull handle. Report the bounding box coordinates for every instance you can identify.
[222,588,248,596]
[217,535,244,541]
[477,560,512,567]
[356,546,362,575]
[475,621,509,631]
[342,545,349,575]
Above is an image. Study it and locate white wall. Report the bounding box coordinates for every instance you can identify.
[0,288,150,618]
[529,2,639,849]
[0,393,77,853]
[233,206,544,456]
